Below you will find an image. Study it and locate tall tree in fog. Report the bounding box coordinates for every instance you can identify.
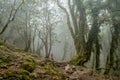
[38,0,58,58]
[105,0,120,74]
[85,0,103,71]
[57,0,102,66]
[57,0,120,73]
[57,0,88,65]
[15,0,37,52]
[15,12,32,52]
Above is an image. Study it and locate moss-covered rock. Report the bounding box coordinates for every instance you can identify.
[0,52,15,69]
[23,56,35,63]
[0,53,15,62]
[21,56,36,72]
[21,61,35,72]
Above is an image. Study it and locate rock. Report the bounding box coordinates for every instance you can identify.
[69,71,82,80]
[65,64,74,74]
[65,64,71,71]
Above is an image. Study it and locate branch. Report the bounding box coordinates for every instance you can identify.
[68,0,78,33]
[56,0,75,38]
[38,31,46,45]
[0,0,24,35]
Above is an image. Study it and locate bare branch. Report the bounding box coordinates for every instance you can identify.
[0,0,24,35]
[56,0,75,38]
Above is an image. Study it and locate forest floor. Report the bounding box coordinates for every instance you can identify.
[0,44,119,80]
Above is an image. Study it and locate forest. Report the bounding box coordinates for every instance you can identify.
[0,0,120,80]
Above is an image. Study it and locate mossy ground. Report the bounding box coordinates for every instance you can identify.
[0,45,64,80]
[0,45,119,80]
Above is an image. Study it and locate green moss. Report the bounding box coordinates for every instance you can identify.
[44,63,64,80]
[22,61,35,72]
[0,63,7,68]
[70,53,87,66]
[0,69,31,80]
[21,56,36,72]
[14,47,24,52]
[70,54,80,65]
[0,45,66,80]
[0,39,5,45]
[24,56,35,63]
[0,46,12,53]
[2,54,9,62]
[31,54,39,58]
[0,53,14,63]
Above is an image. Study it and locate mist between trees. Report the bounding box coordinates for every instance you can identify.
[0,0,120,75]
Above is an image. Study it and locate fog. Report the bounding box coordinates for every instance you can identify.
[0,0,120,76]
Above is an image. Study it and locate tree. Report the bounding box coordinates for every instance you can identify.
[14,0,39,52]
[105,0,120,74]
[62,36,69,61]
[0,0,24,35]
[15,15,32,52]
[57,0,102,66]
[57,0,88,65]
[38,0,59,58]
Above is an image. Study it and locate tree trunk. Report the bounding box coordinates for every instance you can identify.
[45,29,49,58]
[105,20,120,74]
[0,1,23,35]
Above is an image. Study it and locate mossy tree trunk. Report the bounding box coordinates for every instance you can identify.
[105,20,120,74]
[104,0,120,74]
[87,8,100,70]
[57,0,87,65]
[57,0,101,66]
